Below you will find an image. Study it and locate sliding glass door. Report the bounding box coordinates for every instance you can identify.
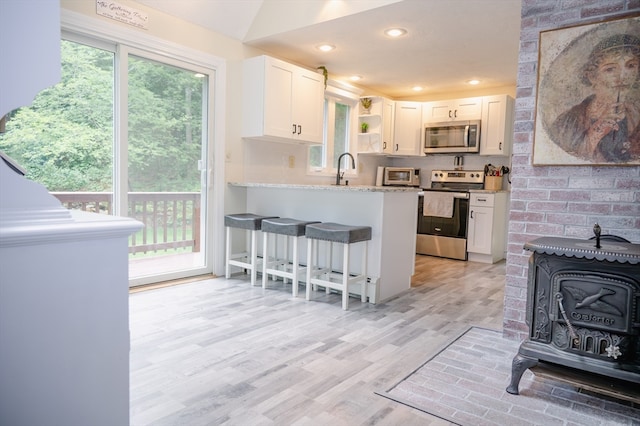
[124,51,211,283]
[0,38,215,286]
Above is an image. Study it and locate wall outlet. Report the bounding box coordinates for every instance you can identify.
[288,155,295,168]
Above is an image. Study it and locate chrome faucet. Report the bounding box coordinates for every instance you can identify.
[335,152,356,185]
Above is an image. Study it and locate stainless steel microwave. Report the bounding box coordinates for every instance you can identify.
[424,120,480,154]
[383,167,420,187]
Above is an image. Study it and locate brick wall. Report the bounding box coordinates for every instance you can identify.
[503,0,640,340]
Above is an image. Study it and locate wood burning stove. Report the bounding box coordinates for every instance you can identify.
[507,229,640,395]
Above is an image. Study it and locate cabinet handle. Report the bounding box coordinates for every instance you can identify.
[499,142,502,150]
[292,124,296,134]
[395,143,399,152]
[297,125,302,135]
[449,110,452,118]
[470,210,474,219]
[383,142,387,149]
[454,109,457,118]
[477,198,487,202]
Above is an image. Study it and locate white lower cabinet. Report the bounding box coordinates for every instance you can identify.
[467,192,508,263]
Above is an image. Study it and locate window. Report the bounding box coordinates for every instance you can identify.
[308,83,359,175]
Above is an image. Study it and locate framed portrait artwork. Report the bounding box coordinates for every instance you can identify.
[533,15,640,166]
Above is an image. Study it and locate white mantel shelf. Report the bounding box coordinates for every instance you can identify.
[229,182,421,193]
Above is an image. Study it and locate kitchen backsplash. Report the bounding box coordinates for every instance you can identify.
[242,138,510,188]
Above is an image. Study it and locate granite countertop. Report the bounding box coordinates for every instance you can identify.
[228,182,421,193]
[469,189,510,194]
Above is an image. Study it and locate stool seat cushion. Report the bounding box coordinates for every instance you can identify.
[224,213,278,230]
[262,218,320,237]
[305,222,372,244]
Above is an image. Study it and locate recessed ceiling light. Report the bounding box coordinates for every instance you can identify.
[412,86,423,91]
[316,44,335,52]
[467,79,480,85]
[349,75,362,81]
[384,28,407,38]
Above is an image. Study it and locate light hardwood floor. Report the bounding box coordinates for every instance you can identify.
[130,255,506,425]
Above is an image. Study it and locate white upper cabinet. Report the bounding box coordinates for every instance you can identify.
[422,97,482,123]
[480,95,514,156]
[242,55,324,144]
[357,96,394,154]
[392,101,422,156]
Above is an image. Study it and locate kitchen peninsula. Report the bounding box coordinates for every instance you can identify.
[228,183,419,303]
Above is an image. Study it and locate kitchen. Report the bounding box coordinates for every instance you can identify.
[232,86,514,303]
[3,1,640,425]
[224,0,520,304]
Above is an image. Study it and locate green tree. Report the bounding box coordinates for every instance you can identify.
[0,41,114,191]
[0,40,205,193]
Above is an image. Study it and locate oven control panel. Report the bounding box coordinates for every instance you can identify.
[431,170,484,184]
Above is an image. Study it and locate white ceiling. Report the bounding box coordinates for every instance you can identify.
[136,0,522,99]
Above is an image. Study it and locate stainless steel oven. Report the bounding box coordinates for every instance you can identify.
[417,170,484,260]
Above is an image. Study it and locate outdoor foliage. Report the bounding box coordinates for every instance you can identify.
[0,40,205,193]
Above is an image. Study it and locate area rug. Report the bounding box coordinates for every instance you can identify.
[377,327,640,426]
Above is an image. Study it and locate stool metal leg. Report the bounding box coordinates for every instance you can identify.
[250,229,258,286]
[291,235,299,297]
[225,226,231,279]
[342,242,350,310]
[361,242,368,303]
[325,241,333,294]
[306,238,313,301]
[262,231,269,288]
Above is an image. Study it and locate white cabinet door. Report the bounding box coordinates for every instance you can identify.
[382,98,395,153]
[467,192,507,263]
[263,60,296,140]
[243,55,323,144]
[423,97,482,122]
[393,101,422,155]
[480,95,514,156]
[467,205,494,254]
[293,68,324,143]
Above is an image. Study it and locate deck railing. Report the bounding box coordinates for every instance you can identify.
[52,192,201,254]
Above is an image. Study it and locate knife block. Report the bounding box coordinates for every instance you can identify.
[484,176,502,191]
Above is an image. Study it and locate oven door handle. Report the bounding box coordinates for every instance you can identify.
[421,191,469,199]
[451,192,469,199]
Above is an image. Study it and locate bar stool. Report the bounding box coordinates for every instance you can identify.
[305,222,372,310]
[261,218,320,297]
[225,213,278,286]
